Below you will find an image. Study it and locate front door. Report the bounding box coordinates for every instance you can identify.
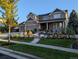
[40,23,46,31]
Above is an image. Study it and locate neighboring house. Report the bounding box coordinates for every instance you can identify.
[12,27,19,32]
[19,8,69,33]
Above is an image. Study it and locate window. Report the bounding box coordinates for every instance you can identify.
[43,16,49,20]
[53,14,61,18]
[50,15,53,19]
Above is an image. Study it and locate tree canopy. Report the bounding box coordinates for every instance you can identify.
[0,0,19,27]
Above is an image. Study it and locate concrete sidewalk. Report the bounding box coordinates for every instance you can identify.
[0,39,78,54]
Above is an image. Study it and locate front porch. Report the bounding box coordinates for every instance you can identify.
[39,22,65,33]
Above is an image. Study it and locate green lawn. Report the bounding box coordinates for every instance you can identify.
[39,38,77,48]
[0,41,78,59]
[10,37,34,42]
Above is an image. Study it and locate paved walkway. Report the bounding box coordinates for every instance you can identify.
[0,39,78,54]
[30,37,40,44]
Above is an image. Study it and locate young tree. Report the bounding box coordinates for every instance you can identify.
[0,0,19,44]
[68,10,78,34]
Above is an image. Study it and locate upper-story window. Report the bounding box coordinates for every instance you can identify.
[50,14,53,19]
[53,14,61,19]
[43,16,49,20]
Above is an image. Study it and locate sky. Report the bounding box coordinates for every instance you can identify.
[0,0,78,23]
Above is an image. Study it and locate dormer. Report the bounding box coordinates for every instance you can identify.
[49,8,65,19]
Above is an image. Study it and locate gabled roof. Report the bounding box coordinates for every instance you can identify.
[38,13,50,20]
[27,8,67,21]
[38,8,65,18]
[19,21,25,25]
[53,8,65,13]
[27,12,36,17]
[38,13,50,17]
[28,18,34,20]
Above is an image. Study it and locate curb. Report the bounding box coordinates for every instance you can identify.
[0,47,42,59]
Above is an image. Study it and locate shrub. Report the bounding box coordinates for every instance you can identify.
[28,30,33,37]
[13,34,20,38]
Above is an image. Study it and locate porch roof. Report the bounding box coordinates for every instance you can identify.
[39,18,65,23]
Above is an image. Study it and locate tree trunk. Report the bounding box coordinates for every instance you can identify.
[8,25,11,44]
[24,23,26,37]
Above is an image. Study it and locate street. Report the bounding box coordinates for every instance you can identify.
[0,53,16,59]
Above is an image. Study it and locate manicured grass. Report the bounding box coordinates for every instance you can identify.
[0,41,78,59]
[39,38,77,48]
[10,37,34,42]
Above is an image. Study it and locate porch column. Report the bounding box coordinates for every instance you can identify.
[64,22,65,28]
[46,23,48,30]
[64,22,66,33]
[62,22,64,28]
[39,23,41,30]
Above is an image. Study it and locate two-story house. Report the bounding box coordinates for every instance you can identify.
[19,8,69,33]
